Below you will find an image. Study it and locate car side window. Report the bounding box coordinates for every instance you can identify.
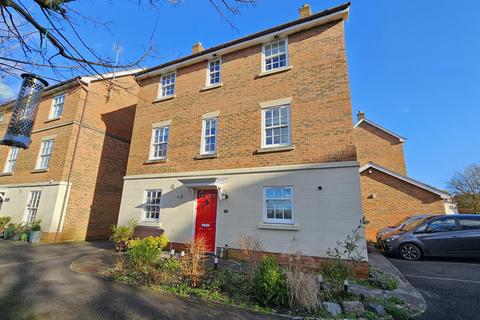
[459,218,480,230]
[414,223,428,234]
[426,219,457,233]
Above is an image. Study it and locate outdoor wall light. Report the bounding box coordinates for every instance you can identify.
[318,186,323,190]
[220,192,229,200]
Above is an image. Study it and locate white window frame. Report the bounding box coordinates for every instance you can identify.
[261,104,291,148]
[206,58,221,87]
[200,117,217,155]
[4,146,19,173]
[49,94,65,119]
[263,186,294,225]
[24,191,41,224]
[143,189,162,222]
[149,126,170,160]
[262,38,289,72]
[159,72,176,98]
[36,139,54,170]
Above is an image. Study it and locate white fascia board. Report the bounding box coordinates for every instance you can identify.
[354,119,406,142]
[360,162,451,199]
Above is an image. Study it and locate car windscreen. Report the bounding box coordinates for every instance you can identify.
[402,217,431,231]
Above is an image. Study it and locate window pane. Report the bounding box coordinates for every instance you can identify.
[459,218,480,230]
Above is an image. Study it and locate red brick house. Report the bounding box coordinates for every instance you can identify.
[354,111,457,240]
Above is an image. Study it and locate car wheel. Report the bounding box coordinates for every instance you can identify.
[399,243,422,261]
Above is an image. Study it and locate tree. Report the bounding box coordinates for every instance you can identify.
[0,0,256,85]
[447,164,480,213]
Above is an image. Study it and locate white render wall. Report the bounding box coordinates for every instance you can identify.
[0,181,71,233]
[118,162,367,260]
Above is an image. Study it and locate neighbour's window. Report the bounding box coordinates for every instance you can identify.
[36,139,54,170]
[144,190,162,221]
[4,146,19,173]
[24,191,41,224]
[207,59,221,86]
[263,105,290,147]
[263,39,288,72]
[150,126,169,160]
[201,118,217,154]
[426,218,457,233]
[49,94,65,119]
[263,186,293,224]
[160,72,176,98]
[0,192,5,211]
[459,218,480,230]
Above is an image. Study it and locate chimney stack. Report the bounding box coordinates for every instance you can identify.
[192,42,204,54]
[299,4,312,18]
[357,110,366,121]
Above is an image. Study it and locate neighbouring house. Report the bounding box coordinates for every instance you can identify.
[117,3,368,267]
[0,71,139,242]
[354,111,457,240]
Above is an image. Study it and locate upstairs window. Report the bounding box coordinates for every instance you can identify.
[36,139,54,170]
[263,39,288,72]
[144,190,162,222]
[160,72,176,98]
[4,147,19,173]
[263,186,294,224]
[201,117,217,154]
[206,59,221,86]
[262,105,290,148]
[24,191,41,224]
[150,126,169,160]
[49,94,65,119]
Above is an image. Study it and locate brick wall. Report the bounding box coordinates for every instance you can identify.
[355,121,407,175]
[127,20,356,176]
[360,169,445,240]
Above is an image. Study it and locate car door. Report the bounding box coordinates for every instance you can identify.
[456,216,480,256]
[415,218,460,256]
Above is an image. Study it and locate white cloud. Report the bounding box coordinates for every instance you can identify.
[0,80,13,100]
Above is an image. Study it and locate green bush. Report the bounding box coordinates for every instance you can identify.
[322,258,349,282]
[0,216,11,230]
[369,268,397,290]
[156,257,181,273]
[251,256,288,307]
[127,235,169,271]
[30,220,42,232]
[111,219,137,251]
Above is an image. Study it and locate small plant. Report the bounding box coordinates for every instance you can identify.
[251,255,288,307]
[181,238,207,288]
[285,269,321,312]
[30,219,42,232]
[127,235,169,272]
[0,216,11,234]
[369,268,397,290]
[236,234,264,280]
[111,219,137,251]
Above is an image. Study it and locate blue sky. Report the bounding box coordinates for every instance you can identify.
[4,0,479,189]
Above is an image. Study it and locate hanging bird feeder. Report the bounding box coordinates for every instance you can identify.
[0,74,48,149]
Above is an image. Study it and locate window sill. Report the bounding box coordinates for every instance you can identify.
[257,66,292,78]
[194,153,218,160]
[258,222,299,231]
[153,95,176,103]
[0,172,13,176]
[45,116,62,123]
[31,169,48,174]
[255,145,295,154]
[200,83,223,92]
[144,158,168,164]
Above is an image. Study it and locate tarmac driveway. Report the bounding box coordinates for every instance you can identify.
[0,240,276,320]
[388,256,480,320]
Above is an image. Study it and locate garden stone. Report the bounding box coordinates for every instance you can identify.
[342,301,365,315]
[322,302,342,316]
[367,303,386,316]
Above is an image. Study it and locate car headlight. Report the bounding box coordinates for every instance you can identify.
[385,235,400,243]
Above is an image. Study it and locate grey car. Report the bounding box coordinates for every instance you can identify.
[377,214,480,261]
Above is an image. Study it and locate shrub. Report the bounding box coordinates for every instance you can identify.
[286,269,321,312]
[236,234,264,280]
[369,268,397,290]
[127,235,169,271]
[0,216,11,231]
[251,255,288,307]
[181,238,207,287]
[30,220,42,232]
[111,219,137,251]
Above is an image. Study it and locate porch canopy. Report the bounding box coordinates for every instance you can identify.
[178,177,228,193]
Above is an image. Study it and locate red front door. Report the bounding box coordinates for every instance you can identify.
[195,190,217,252]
